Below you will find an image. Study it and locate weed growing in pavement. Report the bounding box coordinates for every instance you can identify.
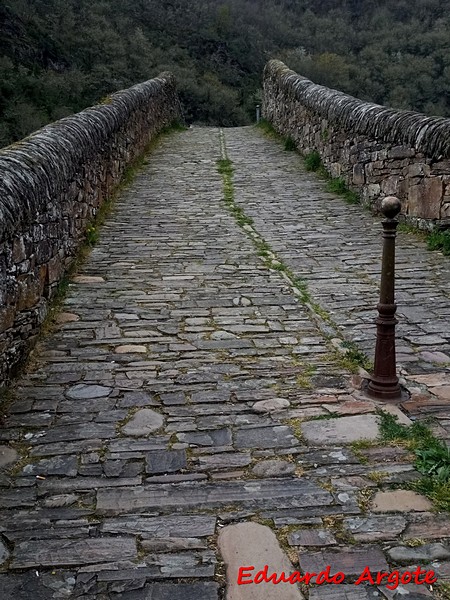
[398,221,450,257]
[284,136,297,151]
[255,118,279,139]
[427,229,450,256]
[304,151,322,172]
[378,410,450,512]
[326,177,360,204]
[340,340,373,372]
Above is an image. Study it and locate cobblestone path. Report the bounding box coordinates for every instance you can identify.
[0,126,449,599]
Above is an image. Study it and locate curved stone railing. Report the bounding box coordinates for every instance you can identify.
[263,60,450,225]
[0,73,181,382]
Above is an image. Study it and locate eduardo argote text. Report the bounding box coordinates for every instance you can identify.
[237,564,437,590]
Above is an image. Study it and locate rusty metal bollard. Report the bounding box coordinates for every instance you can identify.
[367,196,403,401]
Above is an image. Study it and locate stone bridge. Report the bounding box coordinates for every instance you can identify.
[0,64,450,599]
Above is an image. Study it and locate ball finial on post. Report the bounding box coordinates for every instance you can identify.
[381,196,401,220]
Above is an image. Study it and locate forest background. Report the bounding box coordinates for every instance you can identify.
[1,0,449,148]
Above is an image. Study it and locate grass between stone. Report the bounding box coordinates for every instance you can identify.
[256,120,360,205]
[398,222,450,257]
[378,410,450,512]
[217,128,372,376]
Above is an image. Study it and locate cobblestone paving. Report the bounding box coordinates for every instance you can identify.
[0,126,449,599]
[226,127,450,432]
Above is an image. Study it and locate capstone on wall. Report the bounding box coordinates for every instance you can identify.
[0,73,181,382]
[263,60,450,226]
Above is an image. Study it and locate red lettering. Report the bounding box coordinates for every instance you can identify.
[303,572,317,584]
[355,566,375,586]
[288,571,303,584]
[376,572,389,584]
[316,566,332,585]
[331,571,345,584]
[401,572,412,585]
[273,572,290,584]
[424,570,438,585]
[237,566,254,585]
[412,566,427,584]
[254,565,269,584]
[386,571,400,590]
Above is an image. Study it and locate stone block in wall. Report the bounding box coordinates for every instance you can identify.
[432,160,450,175]
[388,146,415,159]
[12,238,26,264]
[16,266,47,311]
[404,163,430,178]
[47,253,64,285]
[0,306,15,334]
[352,164,365,185]
[362,184,381,204]
[407,178,443,218]
[381,175,400,196]
[330,163,342,178]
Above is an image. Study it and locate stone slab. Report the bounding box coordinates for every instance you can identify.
[235,426,298,449]
[11,537,137,568]
[253,398,290,413]
[288,529,336,547]
[122,409,164,436]
[66,384,112,399]
[115,582,219,600]
[299,547,388,577]
[301,415,380,445]
[218,522,305,599]
[97,479,333,514]
[309,586,370,600]
[101,515,216,537]
[252,460,296,478]
[343,515,407,542]
[0,445,19,469]
[372,490,432,512]
[146,449,187,474]
[115,345,147,353]
[72,276,105,283]
[387,542,450,564]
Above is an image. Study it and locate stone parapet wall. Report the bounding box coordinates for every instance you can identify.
[263,60,450,226]
[0,73,181,382]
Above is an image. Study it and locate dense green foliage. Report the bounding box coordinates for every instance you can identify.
[1,0,449,147]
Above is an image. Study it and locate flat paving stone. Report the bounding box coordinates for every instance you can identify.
[122,409,164,436]
[101,514,216,537]
[252,398,291,413]
[65,384,112,399]
[288,529,337,546]
[11,537,137,568]
[218,522,305,599]
[146,449,187,474]
[372,490,433,512]
[252,459,296,477]
[387,542,450,564]
[115,345,147,353]
[72,275,105,283]
[299,547,388,577]
[309,586,371,600]
[0,445,19,468]
[116,582,219,600]
[343,515,407,542]
[235,425,298,448]
[301,415,380,445]
[97,479,333,513]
